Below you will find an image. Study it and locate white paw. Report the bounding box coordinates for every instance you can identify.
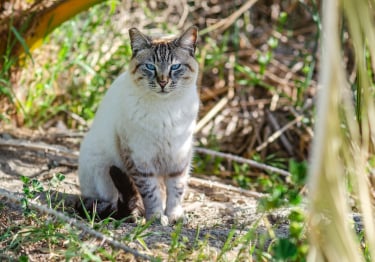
[166,206,186,224]
[160,215,169,226]
[146,211,169,226]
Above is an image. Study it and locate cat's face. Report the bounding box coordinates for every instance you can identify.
[128,26,199,96]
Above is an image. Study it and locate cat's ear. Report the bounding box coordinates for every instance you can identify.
[175,26,198,56]
[129,28,151,55]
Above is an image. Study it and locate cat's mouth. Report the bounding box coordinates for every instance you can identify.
[157,90,170,95]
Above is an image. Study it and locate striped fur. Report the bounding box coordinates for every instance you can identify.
[128,26,197,96]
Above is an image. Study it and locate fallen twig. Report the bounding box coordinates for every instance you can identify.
[195,147,291,177]
[195,54,235,133]
[195,96,230,133]
[199,0,258,35]
[0,137,79,158]
[255,114,303,153]
[266,110,294,155]
[189,177,265,198]
[0,188,155,261]
[289,105,314,137]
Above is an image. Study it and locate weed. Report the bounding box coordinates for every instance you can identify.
[168,221,189,260]
[20,175,44,216]
[258,159,307,210]
[0,24,31,123]
[217,226,237,260]
[233,162,251,188]
[269,208,308,261]
[255,158,308,261]
[190,227,212,261]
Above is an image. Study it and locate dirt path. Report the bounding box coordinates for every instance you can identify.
[0,128,290,260]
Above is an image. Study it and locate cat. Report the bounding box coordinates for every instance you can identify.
[78,26,199,225]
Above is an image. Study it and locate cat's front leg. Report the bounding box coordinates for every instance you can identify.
[132,174,168,225]
[165,168,189,224]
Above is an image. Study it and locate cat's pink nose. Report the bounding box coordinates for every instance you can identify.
[158,80,168,88]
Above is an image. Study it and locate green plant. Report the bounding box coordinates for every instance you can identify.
[216,226,237,261]
[233,162,251,188]
[168,221,190,260]
[270,209,308,261]
[20,175,44,216]
[258,159,307,211]
[0,24,33,123]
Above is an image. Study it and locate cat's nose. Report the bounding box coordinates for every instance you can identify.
[158,80,168,88]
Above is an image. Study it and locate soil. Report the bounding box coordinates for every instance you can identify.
[0,128,291,260]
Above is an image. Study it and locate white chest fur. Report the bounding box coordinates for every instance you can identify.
[88,71,199,176]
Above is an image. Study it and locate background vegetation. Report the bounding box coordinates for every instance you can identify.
[1,0,374,261]
[1,0,316,189]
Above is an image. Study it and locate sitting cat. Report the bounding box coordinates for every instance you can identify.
[78,26,199,224]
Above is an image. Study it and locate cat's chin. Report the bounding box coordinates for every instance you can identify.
[155,90,174,96]
[157,91,170,95]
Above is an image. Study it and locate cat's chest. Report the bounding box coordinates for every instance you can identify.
[119,105,196,174]
[129,104,192,138]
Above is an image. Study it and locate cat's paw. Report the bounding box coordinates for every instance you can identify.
[160,215,169,226]
[166,206,187,224]
[146,211,169,226]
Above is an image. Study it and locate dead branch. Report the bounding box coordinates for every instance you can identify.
[189,177,265,198]
[195,97,229,133]
[266,110,294,155]
[255,114,303,153]
[200,0,258,35]
[0,137,79,158]
[195,147,291,177]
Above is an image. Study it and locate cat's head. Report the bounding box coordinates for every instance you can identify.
[128,26,198,96]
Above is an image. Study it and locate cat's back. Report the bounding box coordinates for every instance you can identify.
[89,71,129,129]
[79,71,130,159]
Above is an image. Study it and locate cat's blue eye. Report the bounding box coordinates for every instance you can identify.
[145,64,156,70]
[171,64,181,70]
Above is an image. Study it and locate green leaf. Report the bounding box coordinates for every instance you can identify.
[137,237,148,250]
[11,26,34,63]
[19,255,29,262]
[273,238,298,260]
[20,175,29,184]
[289,160,308,185]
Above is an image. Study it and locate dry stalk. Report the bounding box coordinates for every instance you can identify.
[0,137,79,158]
[195,147,291,177]
[199,0,258,35]
[195,97,230,133]
[341,0,375,257]
[189,176,265,198]
[255,112,305,153]
[307,0,375,260]
[195,54,235,133]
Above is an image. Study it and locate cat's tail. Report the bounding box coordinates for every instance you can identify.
[109,165,145,220]
[75,165,144,222]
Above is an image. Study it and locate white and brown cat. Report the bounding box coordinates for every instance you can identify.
[78,26,199,224]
